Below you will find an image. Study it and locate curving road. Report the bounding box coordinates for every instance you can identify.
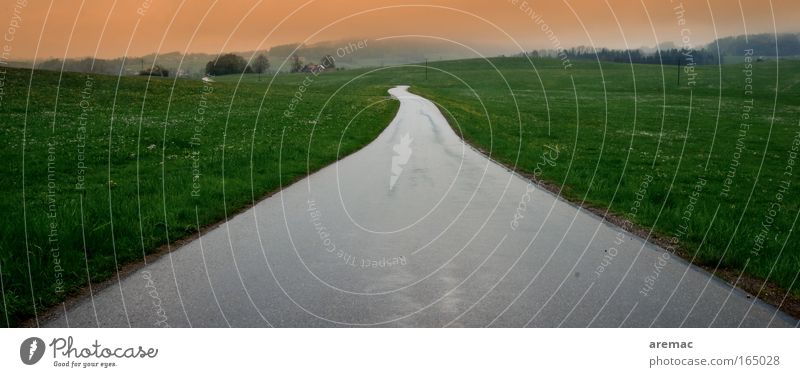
[46,86,798,327]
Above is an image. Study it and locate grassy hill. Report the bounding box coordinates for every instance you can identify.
[12,39,487,78]
[2,55,800,325]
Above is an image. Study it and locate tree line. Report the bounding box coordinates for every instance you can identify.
[204,53,270,76]
[713,33,800,56]
[203,53,338,76]
[523,33,800,66]
[526,47,720,66]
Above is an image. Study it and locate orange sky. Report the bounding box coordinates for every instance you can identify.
[1,0,798,60]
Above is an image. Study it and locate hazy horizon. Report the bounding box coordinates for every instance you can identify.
[1,0,798,61]
[4,33,790,64]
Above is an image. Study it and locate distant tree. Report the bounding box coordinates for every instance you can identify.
[205,53,251,76]
[252,53,270,74]
[251,53,269,81]
[290,54,304,73]
[320,54,336,69]
[139,64,169,77]
[204,61,215,76]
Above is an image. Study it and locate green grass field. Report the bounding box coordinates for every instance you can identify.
[0,67,399,325]
[406,57,800,302]
[2,56,799,325]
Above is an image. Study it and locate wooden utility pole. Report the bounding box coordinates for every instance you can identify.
[676,59,681,87]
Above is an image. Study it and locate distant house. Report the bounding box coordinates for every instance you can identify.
[300,63,325,74]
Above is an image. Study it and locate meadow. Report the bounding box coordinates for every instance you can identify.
[2,55,799,325]
[406,57,800,305]
[0,67,399,325]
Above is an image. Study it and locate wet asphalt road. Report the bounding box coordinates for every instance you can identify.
[46,86,798,327]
